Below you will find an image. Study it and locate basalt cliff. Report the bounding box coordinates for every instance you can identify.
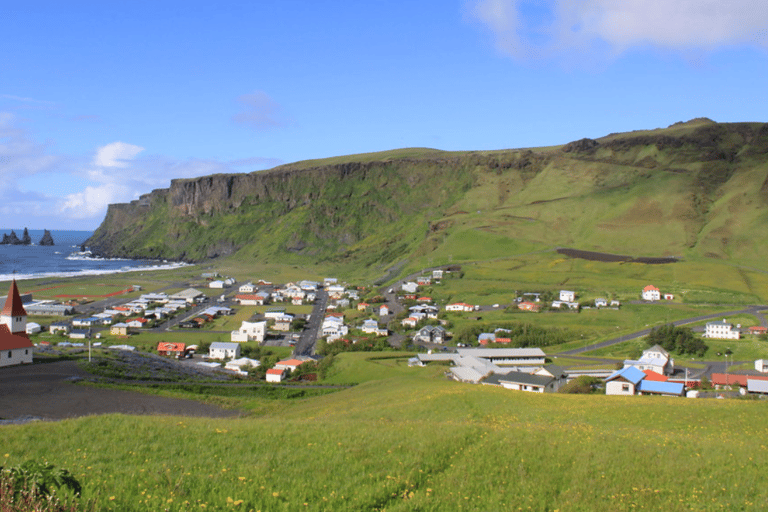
[86,119,768,268]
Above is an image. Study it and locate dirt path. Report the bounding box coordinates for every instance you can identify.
[0,361,243,423]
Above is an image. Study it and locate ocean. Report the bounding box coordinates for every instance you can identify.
[0,229,188,282]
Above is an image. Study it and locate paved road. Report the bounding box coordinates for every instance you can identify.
[559,305,768,356]
[293,289,328,357]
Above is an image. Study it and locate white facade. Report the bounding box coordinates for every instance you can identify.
[209,342,241,359]
[230,321,266,343]
[705,320,740,340]
[755,359,768,373]
[559,290,575,302]
[239,283,256,293]
[642,285,660,301]
[0,346,33,368]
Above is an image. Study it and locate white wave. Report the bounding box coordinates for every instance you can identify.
[0,261,191,282]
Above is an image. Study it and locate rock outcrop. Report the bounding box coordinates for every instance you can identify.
[39,230,55,246]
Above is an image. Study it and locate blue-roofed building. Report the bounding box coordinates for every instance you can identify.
[605,366,646,395]
[637,380,684,397]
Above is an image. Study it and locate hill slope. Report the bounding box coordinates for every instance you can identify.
[86,120,768,270]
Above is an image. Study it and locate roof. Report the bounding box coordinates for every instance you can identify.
[2,280,27,317]
[0,325,34,350]
[210,342,240,350]
[236,294,264,300]
[498,372,554,387]
[157,342,185,352]
[266,368,285,375]
[637,380,684,395]
[642,370,668,381]
[456,348,546,358]
[643,285,659,292]
[644,345,669,357]
[710,373,748,386]
[606,366,646,385]
[277,358,305,367]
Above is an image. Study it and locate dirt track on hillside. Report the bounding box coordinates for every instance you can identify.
[0,361,242,423]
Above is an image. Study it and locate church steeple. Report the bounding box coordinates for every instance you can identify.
[1,280,27,336]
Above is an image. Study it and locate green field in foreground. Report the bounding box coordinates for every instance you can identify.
[3,353,768,511]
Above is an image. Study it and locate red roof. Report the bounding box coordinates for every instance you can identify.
[642,370,668,382]
[236,294,264,301]
[278,358,305,368]
[0,325,34,350]
[2,280,27,317]
[417,297,431,302]
[157,342,185,352]
[266,368,285,375]
[749,326,767,333]
[643,285,659,292]
[710,373,748,386]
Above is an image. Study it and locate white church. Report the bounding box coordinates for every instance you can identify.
[0,280,34,367]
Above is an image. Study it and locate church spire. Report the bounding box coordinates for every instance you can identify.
[1,279,27,336]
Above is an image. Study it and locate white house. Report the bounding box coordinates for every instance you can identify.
[361,319,380,334]
[705,320,740,340]
[25,322,42,335]
[755,359,768,373]
[209,342,241,360]
[605,366,646,395]
[445,303,474,312]
[0,280,33,367]
[239,282,256,293]
[230,320,266,343]
[266,368,286,383]
[594,298,608,307]
[379,305,390,316]
[623,345,674,376]
[559,290,575,302]
[432,269,444,280]
[209,280,227,289]
[642,285,660,301]
[225,357,260,374]
[401,282,419,294]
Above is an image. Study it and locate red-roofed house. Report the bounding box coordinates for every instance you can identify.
[749,326,767,335]
[275,359,305,371]
[0,325,34,367]
[416,297,432,303]
[127,318,149,328]
[235,294,266,306]
[266,368,287,383]
[157,342,186,357]
[446,303,474,312]
[642,285,660,301]
[518,301,541,312]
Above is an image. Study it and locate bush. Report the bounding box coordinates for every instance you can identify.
[0,461,83,512]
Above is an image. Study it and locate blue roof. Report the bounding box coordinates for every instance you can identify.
[637,380,684,395]
[605,366,646,385]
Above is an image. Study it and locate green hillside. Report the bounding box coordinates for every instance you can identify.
[86,119,768,277]
[4,353,768,511]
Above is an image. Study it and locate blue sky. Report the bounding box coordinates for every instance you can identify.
[2,0,768,230]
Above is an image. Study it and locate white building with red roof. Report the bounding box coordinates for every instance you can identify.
[642,285,660,301]
[0,280,33,367]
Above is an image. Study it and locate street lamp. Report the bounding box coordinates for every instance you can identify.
[725,353,729,389]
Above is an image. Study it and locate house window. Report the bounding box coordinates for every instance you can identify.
[8,351,11,358]
[622,384,630,392]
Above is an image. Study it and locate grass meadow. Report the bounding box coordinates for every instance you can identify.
[3,353,768,511]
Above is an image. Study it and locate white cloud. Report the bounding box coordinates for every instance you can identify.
[92,141,144,168]
[59,183,129,219]
[469,0,768,61]
[232,91,289,130]
[0,113,281,229]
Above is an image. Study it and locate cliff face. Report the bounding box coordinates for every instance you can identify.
[86,121,768,267]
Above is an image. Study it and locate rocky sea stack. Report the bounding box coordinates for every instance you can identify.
[39,229,55,246]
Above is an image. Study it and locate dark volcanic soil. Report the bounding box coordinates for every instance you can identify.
[556,248,678,264]
[0,361,242,423]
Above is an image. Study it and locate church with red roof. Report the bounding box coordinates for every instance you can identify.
[0,280,34,367]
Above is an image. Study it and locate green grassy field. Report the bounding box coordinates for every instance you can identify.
[4,353,768,511]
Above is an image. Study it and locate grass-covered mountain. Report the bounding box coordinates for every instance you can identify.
[86,119,768,271]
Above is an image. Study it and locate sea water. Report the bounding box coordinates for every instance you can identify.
[0,229,188,282]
